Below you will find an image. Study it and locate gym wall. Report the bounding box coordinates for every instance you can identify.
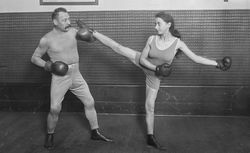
[0,0,250,115]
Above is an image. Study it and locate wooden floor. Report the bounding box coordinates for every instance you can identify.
[0,112,250,153]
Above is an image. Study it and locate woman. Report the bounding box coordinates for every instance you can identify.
[78,12,231,150]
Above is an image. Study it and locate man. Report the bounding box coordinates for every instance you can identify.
[31,7,112,150]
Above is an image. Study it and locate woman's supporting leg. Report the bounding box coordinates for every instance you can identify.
[145,85,166,150]
[145,85,158,135]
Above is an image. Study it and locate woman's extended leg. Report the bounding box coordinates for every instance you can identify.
[93,31,139,64]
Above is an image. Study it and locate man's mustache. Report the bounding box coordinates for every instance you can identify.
[65,25,71,29]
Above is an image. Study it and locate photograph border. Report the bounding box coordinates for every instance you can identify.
[40,0,98,5]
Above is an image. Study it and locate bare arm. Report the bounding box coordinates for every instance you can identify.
[31,37,49,68]
[178,40,217,66]
[139,36,156,71]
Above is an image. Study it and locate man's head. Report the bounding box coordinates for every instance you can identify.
[51,7,71,32]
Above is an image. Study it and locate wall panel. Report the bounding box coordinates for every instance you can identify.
[0,10,249,115]
[0,10,249,86]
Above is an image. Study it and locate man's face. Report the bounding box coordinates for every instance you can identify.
[54,12,71,32]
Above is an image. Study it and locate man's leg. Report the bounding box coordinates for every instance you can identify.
[44,75,71,149]
[70,72,112,142]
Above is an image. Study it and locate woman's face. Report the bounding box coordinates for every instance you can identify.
[154,17,171,35]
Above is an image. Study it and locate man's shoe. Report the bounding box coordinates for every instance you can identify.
[147,134,166,150]
[44,133,55,150]
[91,129,113,142]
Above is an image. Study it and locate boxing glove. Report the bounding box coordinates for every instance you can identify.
[76,20,96,42]
[44,61,68,76]
[216,56,232,71]
[155,63,172,77]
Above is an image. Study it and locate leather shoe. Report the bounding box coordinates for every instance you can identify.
[147,134,166,150]
[91,129,113,142]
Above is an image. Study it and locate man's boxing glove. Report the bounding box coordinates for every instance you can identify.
[76,20,96,43]
[155,63,172,77]
[216,56,232,71]
[44,61,68,76]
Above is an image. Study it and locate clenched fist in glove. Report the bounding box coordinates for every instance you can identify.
[44,61,69,76]
[155,63,172,77]
[76,20,96,43]
[216,56,232,71]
